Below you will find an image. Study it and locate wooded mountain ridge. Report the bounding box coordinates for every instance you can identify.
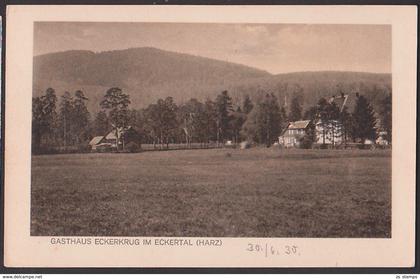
[33,47,391,114]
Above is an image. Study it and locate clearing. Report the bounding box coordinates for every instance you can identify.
[31,148,391,237]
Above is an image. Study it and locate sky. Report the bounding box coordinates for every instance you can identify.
[34,22,391,74]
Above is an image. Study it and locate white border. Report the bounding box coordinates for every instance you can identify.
[4,5,417,267]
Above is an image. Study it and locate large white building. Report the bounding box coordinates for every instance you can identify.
[315,119,344,146]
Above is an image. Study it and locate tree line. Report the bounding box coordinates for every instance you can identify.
[32,86,392,154]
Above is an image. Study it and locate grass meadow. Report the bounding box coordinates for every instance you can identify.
[31,148,391,237]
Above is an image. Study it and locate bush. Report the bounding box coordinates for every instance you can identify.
[125,142,140,153]
[32,144,91,155]
[299,137,313,149]
[96,144,113,153]
[77,143,91,153]
[355,143,368,149]
[298,135,314,149]
[32,146,59,155]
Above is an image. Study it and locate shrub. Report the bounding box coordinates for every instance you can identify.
[299,137,313,149]
[96,144,113,153]
[125,142,140,153]
[32,146,59,155]
[77,143,91,153]
[355,143,369,149]
[299,135,314,149]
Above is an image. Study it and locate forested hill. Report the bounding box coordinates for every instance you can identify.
[33,47,392,113]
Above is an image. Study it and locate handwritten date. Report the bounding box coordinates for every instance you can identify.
[246,243,300,258]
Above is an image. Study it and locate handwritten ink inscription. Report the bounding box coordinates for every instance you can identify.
[246,243,300,258]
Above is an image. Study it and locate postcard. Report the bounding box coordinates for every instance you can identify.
[4,5,417,267]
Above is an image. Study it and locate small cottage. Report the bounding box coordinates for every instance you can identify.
[88,136,106,151]
[279,120,311,148]
[89,126,140,152]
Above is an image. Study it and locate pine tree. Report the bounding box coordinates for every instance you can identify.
[300,121,316,149]
[203,99,217,143]
[178,99,206,145]
[32,88,58,153]
[325,101,340,145]
[303,106,318,121]
[316,98,329,145]
[94,110,110,136]
[288,96,302,122]
[59,91,74,146]
[72,90,91,144]
[242,93,282,146]
[379,94,392,143]
[231,106,246,143]
[143,103,161,147]
[100,87,131,151]
[339,106,353,144]
[214,90,234,143]
[160,97,179,148]
[352,94,377,143]
[280,105,288,130]
[242,95,254,114]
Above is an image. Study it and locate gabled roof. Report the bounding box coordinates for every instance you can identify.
[329,94,348,112]
[89,136,104,145]
[105,131,118,140]
[329,93,357,113]
[105,126,135,140]
[287,120,311,129]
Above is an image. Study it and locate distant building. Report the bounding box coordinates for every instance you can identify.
[279,120,311,148]
[89,126,140,152]
[88,136,106,151]
[374,116,389,146]
[279,93,388,148]
[329,93,351,113]
[315,120,344,146]
[314,93,350,146]
[376,131,389,146]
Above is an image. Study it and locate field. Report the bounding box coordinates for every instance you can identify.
[31,148,391,237]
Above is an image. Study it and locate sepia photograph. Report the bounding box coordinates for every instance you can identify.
[30,22,392,238]
[4,4,417,268]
